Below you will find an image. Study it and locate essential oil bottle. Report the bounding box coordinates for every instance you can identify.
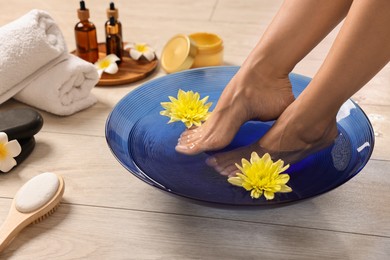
[106,16,123,63]
[75,0,99,63]
[105,2,123,41]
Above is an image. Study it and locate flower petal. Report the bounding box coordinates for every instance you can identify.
[242,182,254,191]
[234,162,244,172]
[142,50,155,61]
[5,140,21,157]
[0,157,17,172]
[200,96,209,104]
[104,63,119,74]
[250,189,262,199]
[251,152,261,163]
[227,177,243,187]
[105,54,120,63]
[279,185,292,193]
[0,132,8,143]
[264,191,275,200]
[279,164,290,173]
[97,69,104,77]
[130,49,143,60]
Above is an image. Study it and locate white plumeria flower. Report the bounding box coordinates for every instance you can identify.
[94,54,120,77]
[0,132,22,172]
[125,43,156,62]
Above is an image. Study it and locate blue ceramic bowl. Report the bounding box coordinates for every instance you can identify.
[105,66,374,206]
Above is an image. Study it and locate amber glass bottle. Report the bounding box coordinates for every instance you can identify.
[106,16,123,64]
[75,1,99,63]
[105,2,123,42]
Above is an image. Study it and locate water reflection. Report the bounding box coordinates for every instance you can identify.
[331,132,351,171]
[128,111,364,205]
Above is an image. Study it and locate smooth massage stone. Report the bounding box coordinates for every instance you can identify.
[15,137,36,166]
[15,172,60,213]
[0,108,43,140]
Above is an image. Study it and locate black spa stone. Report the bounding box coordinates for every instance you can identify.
[0,108,43,140]
[15,137,36,166]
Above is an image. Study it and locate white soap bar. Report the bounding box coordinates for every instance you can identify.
[15,172,60,213]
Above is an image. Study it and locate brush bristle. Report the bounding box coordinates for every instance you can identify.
[32,203,60,225]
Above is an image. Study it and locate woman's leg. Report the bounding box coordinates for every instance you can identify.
[207,0,390,176]
[176,0,352,155]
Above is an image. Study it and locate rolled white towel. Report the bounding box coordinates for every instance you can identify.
[14,55,99,116]
[0,9,67,104]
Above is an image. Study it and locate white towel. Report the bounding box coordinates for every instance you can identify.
[14,55,98,116]
[0,9,99,116]
[0,9,67,104]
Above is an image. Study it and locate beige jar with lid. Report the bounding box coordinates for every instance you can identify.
[189,32,223,68]
[161,32,224,73]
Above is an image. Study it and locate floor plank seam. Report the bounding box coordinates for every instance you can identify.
[39,130,104,138]
[369,158,390,163]
[59,202,390,239]
[208,0,219,21]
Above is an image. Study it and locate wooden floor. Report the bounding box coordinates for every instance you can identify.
[1,0,390,259]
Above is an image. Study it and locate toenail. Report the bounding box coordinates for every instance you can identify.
[220,170,228,176]
[205,157,217,166]
[176,144,188,150]
[215,166,223,172]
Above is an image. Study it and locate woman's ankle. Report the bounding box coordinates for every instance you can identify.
[259,100,339,154]
[242,45,295,81]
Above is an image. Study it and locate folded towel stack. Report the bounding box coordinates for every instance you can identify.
[0,9,98,116]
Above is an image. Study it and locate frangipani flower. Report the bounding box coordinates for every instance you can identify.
[228,152,292,200]
[160,89,212,128]
[0,132,22,172]
[94,54,120,77]
[125,43,155,61]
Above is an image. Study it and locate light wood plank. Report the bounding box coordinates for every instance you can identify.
[0,201,389,259]
[212,0,284,24]
[358,105,390,160]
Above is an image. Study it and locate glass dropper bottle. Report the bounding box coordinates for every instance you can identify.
[105,2,123,41]
[74,0,99,63]
[106,16,123,64]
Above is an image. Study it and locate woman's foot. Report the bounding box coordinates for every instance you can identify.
[175,66,295,155]
[206,100,339,177]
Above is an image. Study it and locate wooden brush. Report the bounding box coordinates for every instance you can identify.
[0,172,65,253]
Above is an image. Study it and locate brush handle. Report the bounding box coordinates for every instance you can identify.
[0,203,31,253]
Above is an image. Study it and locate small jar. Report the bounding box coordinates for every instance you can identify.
[161,32,224,74]
[189,32,223,68]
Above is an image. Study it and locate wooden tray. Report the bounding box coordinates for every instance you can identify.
[72,43,159,86]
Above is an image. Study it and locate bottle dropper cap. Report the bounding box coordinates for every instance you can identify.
[77,0,90,21]
[107,2,119,20]
[107,16,119,34]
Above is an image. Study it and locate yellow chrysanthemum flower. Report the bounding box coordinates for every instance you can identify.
[160,89,212,128]
[228,152,292,200]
